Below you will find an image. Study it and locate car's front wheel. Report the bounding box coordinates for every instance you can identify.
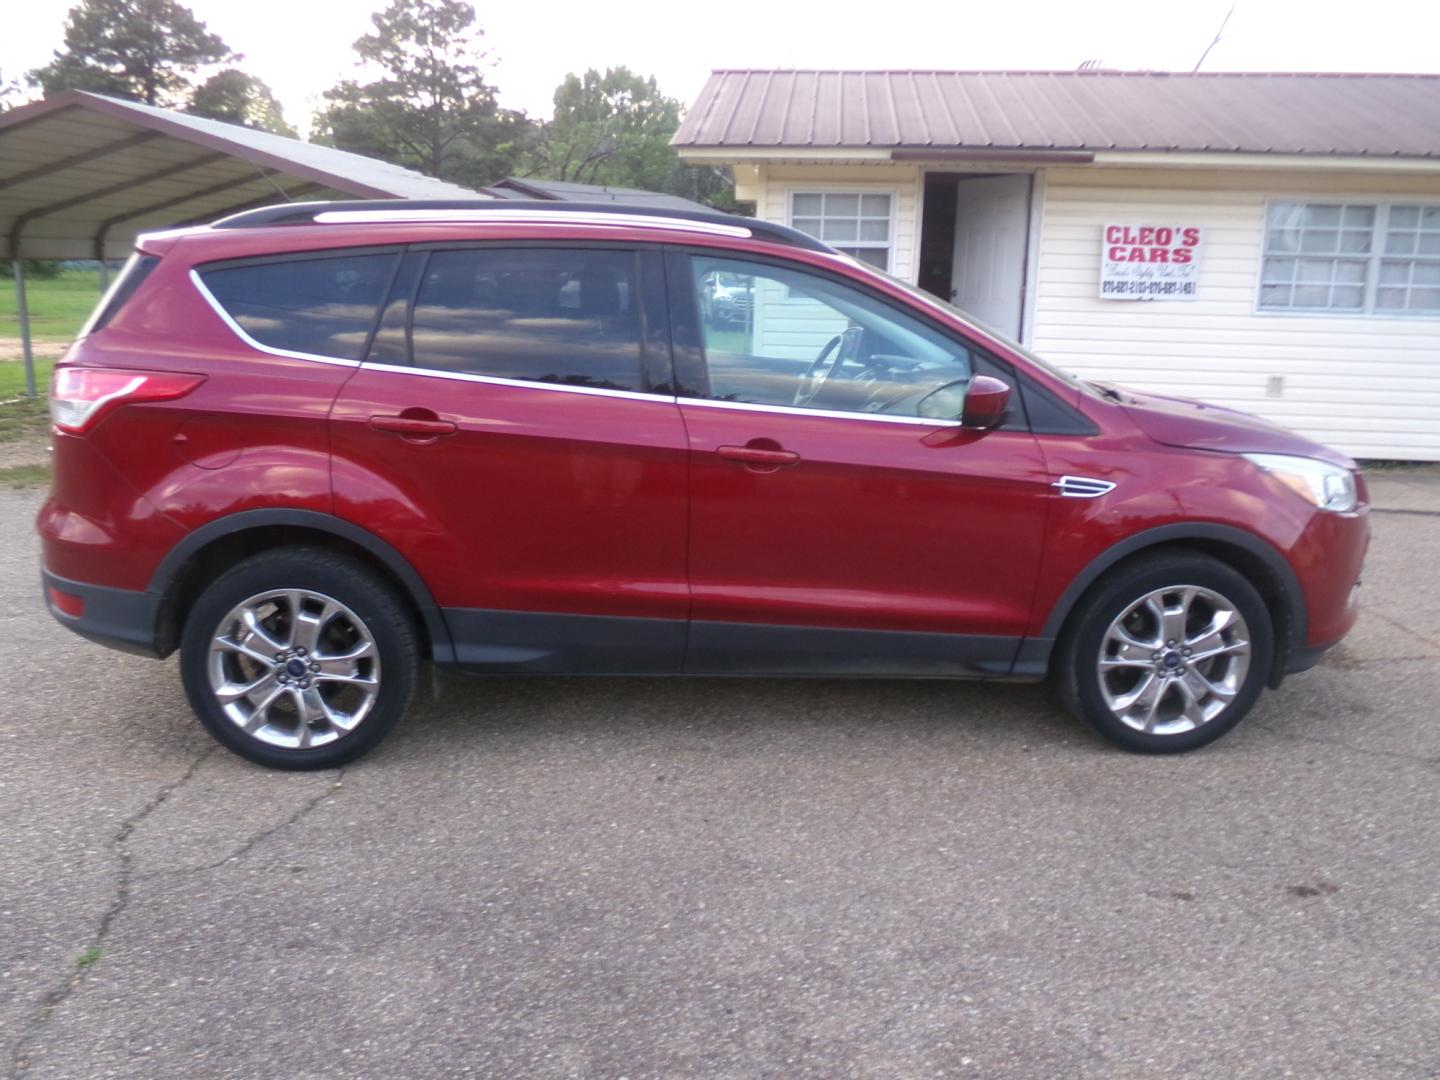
[179,549,418,769]
[1057,552,1273,753]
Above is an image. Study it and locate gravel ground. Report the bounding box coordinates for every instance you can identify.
[2,475,1437,1079]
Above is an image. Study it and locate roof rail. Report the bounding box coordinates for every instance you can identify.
[210,199,833,253]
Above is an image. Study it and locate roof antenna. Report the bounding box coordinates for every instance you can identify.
[1077,59,1105,71]
[1193,3,1236,72]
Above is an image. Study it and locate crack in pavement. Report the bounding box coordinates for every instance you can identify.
[1249,720,1440,771]
[190,769,345,874]
[138,768,347,898]
[1371,507,1440,518]
[7,747,217,1080]
[1362,608,1440,653]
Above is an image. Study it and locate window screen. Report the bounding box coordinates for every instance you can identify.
[1261,202,1440,316]
[199,251,398,360]
[409,248,645,392]
[1261,203,1373,312]
[790,192,892,270]
[1378,205,1440,314]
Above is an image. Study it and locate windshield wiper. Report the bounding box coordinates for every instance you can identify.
[1089,381,1125,402]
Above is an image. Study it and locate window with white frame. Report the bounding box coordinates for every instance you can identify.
[790,192,892,270]
[1261,201,1440,315]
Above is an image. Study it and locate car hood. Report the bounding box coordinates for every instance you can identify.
[1109,386,1355,468]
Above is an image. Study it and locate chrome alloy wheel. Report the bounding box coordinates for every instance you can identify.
[206,588,380,749]
[1096,584,1252,736]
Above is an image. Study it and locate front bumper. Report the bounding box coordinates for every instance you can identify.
[41,568,163,658]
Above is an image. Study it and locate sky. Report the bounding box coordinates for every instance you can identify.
[3,0,1439,134]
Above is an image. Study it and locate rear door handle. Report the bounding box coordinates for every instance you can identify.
[368,414,457,438]
[716,444,800,466]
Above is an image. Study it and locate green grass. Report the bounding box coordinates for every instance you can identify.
[0,267,103,341]
[0,358,53,445]
[0,464,51,489]
[705,327,751,354]
[0,395,49,445]
[73,945,103,969]
[0,357,55,401]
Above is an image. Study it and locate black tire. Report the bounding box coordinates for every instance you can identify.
[179,548,418,770]
[1055,551,1273,754]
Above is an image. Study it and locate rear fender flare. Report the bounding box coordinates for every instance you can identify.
[147,508,455,663]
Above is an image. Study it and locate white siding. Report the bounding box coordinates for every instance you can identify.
[754,163,922,282]
[751,286,848,361]
[751,163,922,360]
[1031,168,1440,460]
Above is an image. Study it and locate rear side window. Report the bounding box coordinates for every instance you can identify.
[83,254,159,336]
[409,248,645,392]
[199,251,399,360]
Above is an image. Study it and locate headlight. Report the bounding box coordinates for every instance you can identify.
[1243,453,1358,513]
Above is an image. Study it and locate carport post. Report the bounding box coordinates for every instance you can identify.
[12,259,37,398]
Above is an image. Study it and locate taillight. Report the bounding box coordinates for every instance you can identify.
[50,367,204,434]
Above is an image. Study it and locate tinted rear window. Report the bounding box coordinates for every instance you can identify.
[199,251,399,360]
[408,248,645,392]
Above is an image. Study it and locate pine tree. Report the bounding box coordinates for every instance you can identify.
[29,0,233,107]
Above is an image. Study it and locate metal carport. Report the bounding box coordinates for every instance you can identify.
[1,90,483,395]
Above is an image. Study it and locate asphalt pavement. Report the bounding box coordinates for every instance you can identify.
[2,474,1437,1079]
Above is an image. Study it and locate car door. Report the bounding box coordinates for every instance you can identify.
[668,249,1052,676]
[329,244,690,672]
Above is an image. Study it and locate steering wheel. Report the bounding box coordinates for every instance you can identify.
[794,327,861,407]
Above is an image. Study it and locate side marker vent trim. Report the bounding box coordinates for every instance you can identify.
[1052,476,1116,499]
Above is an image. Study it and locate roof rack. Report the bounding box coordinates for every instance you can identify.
[210,199,833,254]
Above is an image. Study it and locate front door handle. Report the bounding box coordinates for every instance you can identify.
[368,413,457,439]
[716,444,800,467]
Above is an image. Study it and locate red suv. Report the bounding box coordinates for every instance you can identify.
[39,200,1369,768]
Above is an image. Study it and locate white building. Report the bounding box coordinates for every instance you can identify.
[674,70,1440,460]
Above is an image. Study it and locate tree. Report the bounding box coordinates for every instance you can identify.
[528,68,681,192]
[0,69,21,112]
[28,0,233,107]
[312,0,528,187]
[188,69,294,135]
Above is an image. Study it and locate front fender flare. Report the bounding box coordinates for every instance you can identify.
[1015,522,1306,681]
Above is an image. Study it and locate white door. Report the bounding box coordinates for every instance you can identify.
[950,175,1031,338]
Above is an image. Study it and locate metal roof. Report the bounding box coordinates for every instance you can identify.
[485,176,712,212]
[673,70,1440,159]
[0,90,484,259]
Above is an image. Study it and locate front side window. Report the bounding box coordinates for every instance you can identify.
[690,255,975,420]
[1261,202,1440,315]
[199,251,399,360]
[409,248,645,392]
[790,192,892,270]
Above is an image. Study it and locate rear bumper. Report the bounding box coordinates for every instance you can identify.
[41,568,162,658]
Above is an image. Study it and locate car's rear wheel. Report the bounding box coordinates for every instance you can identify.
[179,549,418,769]
[1057,552,1273,753]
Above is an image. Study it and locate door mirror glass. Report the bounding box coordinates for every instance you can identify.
[961,375,1012,429]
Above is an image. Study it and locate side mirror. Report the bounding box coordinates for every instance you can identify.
[962,375,1012,429]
